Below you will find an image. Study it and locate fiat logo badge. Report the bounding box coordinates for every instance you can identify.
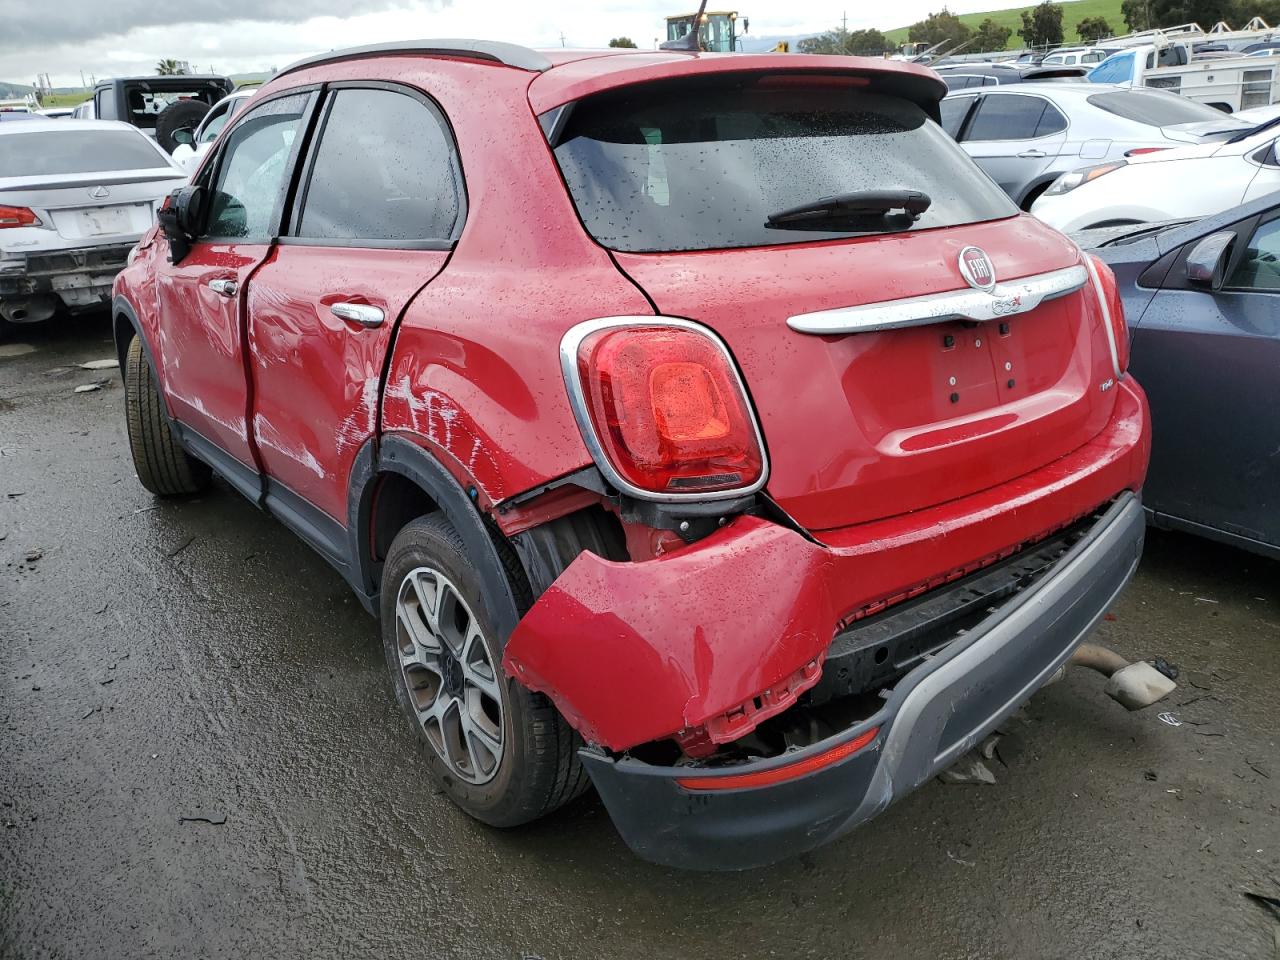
[88,185,110,199]
[958,246,996,292]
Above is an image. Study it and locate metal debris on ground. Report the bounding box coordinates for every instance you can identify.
[24,549,42,563]
[73,383,105,394]
[78,359,119,370]
[1158,712,1183,727]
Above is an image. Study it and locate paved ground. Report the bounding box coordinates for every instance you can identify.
[2,313,1278,960]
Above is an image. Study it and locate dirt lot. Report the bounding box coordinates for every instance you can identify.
[2,314,1278,960]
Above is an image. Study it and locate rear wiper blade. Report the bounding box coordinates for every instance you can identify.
[1227,115,1280,144]
[766,190,932,228]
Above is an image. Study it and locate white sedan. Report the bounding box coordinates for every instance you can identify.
[0,120,186,329]
[1031,117,1280,231]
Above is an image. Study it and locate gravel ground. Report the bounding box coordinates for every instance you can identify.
[2,314,1278,960]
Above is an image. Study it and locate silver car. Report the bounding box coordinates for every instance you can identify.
[0,119,186,328]
[940,82,1251,209]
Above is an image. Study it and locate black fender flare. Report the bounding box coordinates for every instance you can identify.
[111,296,161,389]
[348,434,524,636]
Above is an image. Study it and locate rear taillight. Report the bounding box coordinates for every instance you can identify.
[561,319,767,499]
[1085,254,1129,376]
[675,726,881,791]
[0,205,40,229]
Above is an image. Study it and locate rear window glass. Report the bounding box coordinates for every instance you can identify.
[0,129,169,175]
[1086,90,1241,125]
[551,77,1016,253]
[122,82,224,131]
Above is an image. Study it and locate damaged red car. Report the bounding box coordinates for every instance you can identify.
[113,39,1150,870]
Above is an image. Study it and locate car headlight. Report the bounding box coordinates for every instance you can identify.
[1044,160,1128,197]
[126,243,141,266]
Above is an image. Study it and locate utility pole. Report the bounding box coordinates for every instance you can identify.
[841,10,848,31]
[559,31,567,47]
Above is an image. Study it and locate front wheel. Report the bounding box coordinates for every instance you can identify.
[381,514,588,827]
[123,336,211,496]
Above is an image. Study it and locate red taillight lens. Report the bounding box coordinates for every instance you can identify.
[569,322,766,496]
[1087,254,1129,375]
[675,726,881,791]
[0,205,40,229]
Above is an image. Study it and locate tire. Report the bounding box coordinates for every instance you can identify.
[154,99,209,154]
[381,513,589,828]
[123,336,211,496]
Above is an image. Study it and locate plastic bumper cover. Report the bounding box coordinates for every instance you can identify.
[581,491,1145,870]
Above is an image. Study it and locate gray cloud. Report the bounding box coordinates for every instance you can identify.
[0,0,449,51]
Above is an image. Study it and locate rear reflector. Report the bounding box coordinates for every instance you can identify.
[0,205,40,229]
[675,725,880,791]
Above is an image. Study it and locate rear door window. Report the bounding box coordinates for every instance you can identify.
[293,87,462,243]
[940,96,976,137]
[551,75,1015,253]
[965,94,1062,141]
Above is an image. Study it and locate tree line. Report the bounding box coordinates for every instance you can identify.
[799,1,1280,56]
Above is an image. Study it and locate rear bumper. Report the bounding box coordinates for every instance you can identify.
[582,492,1145,870]
[0,242,136,311]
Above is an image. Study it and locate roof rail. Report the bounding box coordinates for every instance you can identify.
[276,39,553,79]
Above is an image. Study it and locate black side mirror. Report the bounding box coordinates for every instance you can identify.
[157,185,204,263]
[1185,231,1235,290]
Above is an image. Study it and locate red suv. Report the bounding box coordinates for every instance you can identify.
[113,40,1150,870]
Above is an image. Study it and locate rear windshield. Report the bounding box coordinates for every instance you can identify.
[1086,90,1243,126]
[551,77,1016,253]
[122,82,225,131]
[0,129,170,175]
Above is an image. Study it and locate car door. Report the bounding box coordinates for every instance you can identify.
[1130,212,1280,551]
[153,90,315,481]
[245,83,463,532]
[957,92,1069,204]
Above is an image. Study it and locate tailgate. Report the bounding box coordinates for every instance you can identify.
[614,216,1118,531]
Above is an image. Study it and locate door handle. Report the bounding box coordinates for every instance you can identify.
[330,302,385,328]
[1017,149,1047,158]
[207,278,237,297]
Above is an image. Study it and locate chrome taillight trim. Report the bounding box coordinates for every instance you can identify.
[559,316,771,504]
[786,264,1089,335]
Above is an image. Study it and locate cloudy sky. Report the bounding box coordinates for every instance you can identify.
[0,0,1030,88]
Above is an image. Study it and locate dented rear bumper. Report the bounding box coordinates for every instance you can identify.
[581,492,1145,869]
[500,378,1149,867]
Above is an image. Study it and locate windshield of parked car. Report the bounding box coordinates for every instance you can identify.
[552,76,1016,253]
[1089,52,1135,84]
[1086,90,1246,126]
[0,129,170,175]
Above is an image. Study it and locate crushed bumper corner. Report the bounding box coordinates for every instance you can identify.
[581,493,1145,871]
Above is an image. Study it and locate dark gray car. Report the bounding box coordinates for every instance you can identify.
[1077,196,1280,560]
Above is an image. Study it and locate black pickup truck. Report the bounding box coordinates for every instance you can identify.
[86,76,233,153]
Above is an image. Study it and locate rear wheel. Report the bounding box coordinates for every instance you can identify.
[123,336,211,496]
[381,514,588,827]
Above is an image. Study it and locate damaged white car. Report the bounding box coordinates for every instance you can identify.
[0,119,186,331]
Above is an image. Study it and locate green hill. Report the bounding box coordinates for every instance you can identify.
[884,0,1126,49]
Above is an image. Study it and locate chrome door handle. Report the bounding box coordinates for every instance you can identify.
[330,302,385,328]
[1017,149,1047,158]
[207,278,237,297]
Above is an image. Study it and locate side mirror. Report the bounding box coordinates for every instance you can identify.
[1185,231,1235,290]
[171,127,195,147]
[157,185,204,264]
